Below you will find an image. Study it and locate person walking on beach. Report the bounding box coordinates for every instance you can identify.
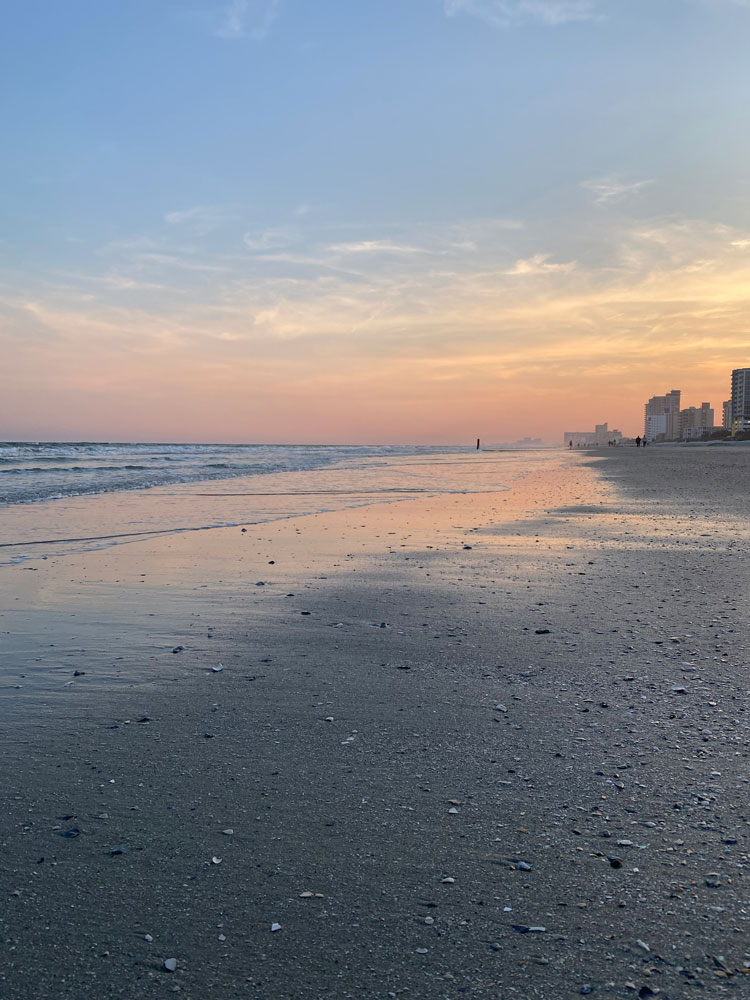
[635,435,642,447]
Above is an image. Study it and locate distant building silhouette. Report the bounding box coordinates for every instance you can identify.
[562,422,623,447]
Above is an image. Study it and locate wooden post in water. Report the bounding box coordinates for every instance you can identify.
[476,438,480,450]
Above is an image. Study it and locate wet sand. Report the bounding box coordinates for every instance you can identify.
[1,448,749,999]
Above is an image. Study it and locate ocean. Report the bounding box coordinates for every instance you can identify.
[0,441,466,507]
[2,441,550,565]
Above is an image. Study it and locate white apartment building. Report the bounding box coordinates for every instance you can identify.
[731,368,750,424]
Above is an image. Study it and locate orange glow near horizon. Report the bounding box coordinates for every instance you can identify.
[4,218,749,443]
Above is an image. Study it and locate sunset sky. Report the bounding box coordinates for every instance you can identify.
[2,0,750,443]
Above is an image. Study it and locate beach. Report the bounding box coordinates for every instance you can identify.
[1,447,749,999]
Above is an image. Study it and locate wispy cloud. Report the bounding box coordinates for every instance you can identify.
[97,235,231,273]
[214,0,281,40]
[243,227,299,251]
[164,205,232,230]
[505,253,577,275]
[133,253,229,273]
[444,0,598,27]
[328,240,438,256]
[56,272,172,293]
[617,219,741,272]
[582,175,654,205]
[445,0,750,30]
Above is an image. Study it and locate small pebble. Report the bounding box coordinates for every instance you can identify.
[164,958,177,972]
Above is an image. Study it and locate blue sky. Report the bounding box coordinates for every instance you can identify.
[2,0,750,442]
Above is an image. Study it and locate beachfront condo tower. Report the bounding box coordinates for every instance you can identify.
[644,389,681,441]
[731,369,750,430]
[679,403,714,440]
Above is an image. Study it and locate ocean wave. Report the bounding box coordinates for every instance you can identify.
[0,441,470,507]
[0,464,151,475]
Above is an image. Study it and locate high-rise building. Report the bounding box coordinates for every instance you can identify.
[644,389,681,440]
[680,403,714,440]
[731,368,750,425]
[723,400,732,430]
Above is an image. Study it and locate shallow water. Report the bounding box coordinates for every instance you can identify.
[0,441,469,506]
[0,450,563,707]
[0,449,557,564]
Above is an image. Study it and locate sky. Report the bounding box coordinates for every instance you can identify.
[1,0,750,444]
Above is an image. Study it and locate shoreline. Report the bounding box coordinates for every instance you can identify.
[1,450,749,998]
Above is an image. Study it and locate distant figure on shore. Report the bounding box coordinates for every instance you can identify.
[569,440,573,449]
[642,437,648,447]
[635,435,642,448]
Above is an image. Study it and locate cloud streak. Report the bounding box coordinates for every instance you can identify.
[444,0,750,29]
[327,240,438,256]
[505,253,577,275]
[164,205,233,231]
[582,176,654,205]
[213,0,281,40]
[444,0,598,27]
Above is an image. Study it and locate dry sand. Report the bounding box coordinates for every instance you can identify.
[1,448,749,998]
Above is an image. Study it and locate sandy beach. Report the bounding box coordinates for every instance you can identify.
[1,447,749,999]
